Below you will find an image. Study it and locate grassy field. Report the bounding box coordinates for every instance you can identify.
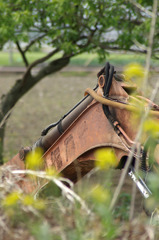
[0,50,159,68]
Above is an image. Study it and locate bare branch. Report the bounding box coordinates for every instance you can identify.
[99,43,147,54]
[24,33,47,53]
[128,0,154,17]
[16,41,29,67]
[143,0,158,93]
[0,108,13,129]
[23,48,59,82]
[133,39,147,52]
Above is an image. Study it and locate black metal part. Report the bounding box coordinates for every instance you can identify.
[101,62,118,129]
[100,62,153,200]
[41,84,98,136]
[57,119,64,134]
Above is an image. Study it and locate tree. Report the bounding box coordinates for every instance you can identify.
[0,0,158,164]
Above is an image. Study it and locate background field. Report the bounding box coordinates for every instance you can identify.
[1,50,159,68]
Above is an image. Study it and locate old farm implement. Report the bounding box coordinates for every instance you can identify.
[6,62,159,200]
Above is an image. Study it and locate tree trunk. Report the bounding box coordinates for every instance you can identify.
[0,57,70,164]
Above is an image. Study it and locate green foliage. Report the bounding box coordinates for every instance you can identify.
[144,172,159,219]
[143,118,159,139]
[30,221,53,240]
[113,193,131,221]
[0,0,158,60]
[38,181,61,198]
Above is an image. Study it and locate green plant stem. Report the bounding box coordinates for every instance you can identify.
[143,0,158,94]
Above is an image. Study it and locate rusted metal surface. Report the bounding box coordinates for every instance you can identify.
[44,101,130,173]
[40,78,133,174]
[61,148,128,182]
[32,94,94,151]
[19,147,31,161]
[5,152,36,193]
[6,71,159,194]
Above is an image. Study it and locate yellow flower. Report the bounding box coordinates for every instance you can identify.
[22,195,45,210]
[34,199,45,210]
[22,195,35,206]
[123,63,144,86]
[95,148,118,170]
[26,147,44,170]
[46,167,58,177]
[2,191,20,207]
[91,185,110,203]
[143,118,159,138]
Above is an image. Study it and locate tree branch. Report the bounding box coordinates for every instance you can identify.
[33,56,70,83]
[99,43,147,54]
[24,33,47,53]
[15,41,29,67]
[1,57,70,117]
[76,23,98,49]
[143,0,158,93]
[128,0,154,17]
[22,48,59,84]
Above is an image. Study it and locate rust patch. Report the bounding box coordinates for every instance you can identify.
[51,147,63,170]
[64,134,75,162]
[79,120,88,137]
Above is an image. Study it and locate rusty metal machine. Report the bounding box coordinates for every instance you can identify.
[7,62,159,197]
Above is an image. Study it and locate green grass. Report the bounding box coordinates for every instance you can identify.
[70,52,147,67]
[71,52,159,67]
[0,51,62,67]
[0,51,158,67]
[0,51,44,66]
